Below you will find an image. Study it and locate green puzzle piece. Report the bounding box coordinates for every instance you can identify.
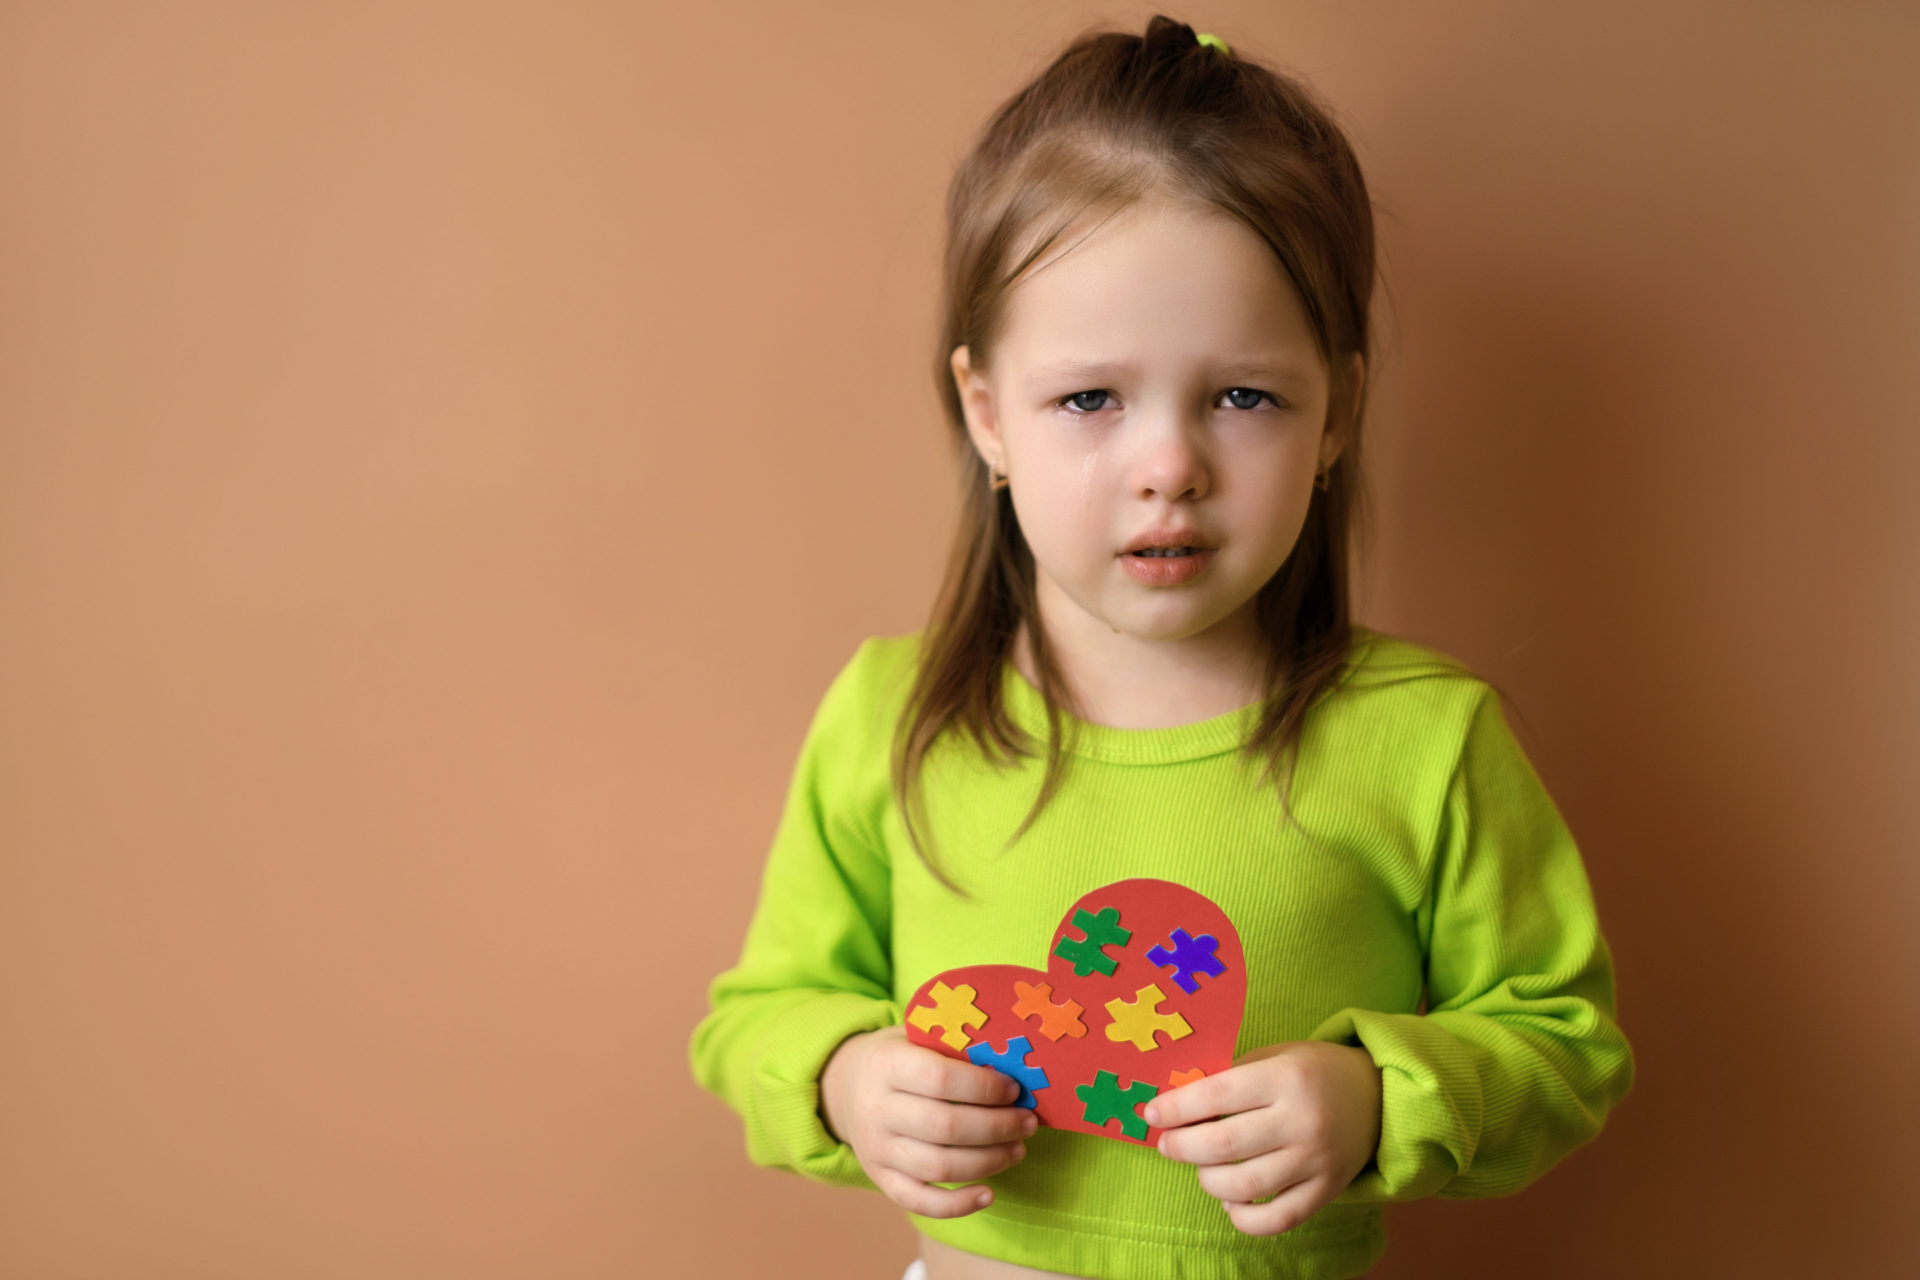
[1075,1069,1159,1140]
[1053,906,1131,977]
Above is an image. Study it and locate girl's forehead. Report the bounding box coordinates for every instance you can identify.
[1016,196,1228,279]
[995,204,1315,372]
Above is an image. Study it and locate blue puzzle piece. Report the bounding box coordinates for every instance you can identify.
[965,1035,1050,1110]
[1145,928,1227,995]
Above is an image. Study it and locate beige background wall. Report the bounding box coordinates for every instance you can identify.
[3,1,1915,1275]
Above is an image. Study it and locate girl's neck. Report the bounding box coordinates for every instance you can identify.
[1010,615,1268,731]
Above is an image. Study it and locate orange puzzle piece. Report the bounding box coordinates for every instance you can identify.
[1012,980,1088,1041]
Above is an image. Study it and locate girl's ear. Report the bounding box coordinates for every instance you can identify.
[950,345,1005,469]
[1319,350,1365,472]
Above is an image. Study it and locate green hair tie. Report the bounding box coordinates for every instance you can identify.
[1195,31,1230,54]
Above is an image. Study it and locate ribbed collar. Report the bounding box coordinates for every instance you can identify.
[996,626,1377,766]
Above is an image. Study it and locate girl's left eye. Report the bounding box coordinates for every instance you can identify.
[1222,387,1280,410]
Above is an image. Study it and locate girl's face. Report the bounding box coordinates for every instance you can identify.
[951,197,1357,664]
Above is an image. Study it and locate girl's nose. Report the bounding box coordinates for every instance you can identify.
[1128,408,1211,501]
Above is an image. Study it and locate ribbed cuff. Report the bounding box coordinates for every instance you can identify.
[747,991,901,1190]
[1307,1006,1465,1204]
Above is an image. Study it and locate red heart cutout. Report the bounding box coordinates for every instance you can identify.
[903,878,1245,1146]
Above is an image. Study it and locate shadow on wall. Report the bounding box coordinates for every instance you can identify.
[1361,203,1908,1278]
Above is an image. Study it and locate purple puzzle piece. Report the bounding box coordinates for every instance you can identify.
[1145,928,1227,995]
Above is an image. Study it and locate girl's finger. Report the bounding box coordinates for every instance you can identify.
[888,1134,1027,1185]
[1221,1176,1327,1237]
[1192,1147,1304,1207]
[1157,1108,1281,1166]
[870,1165,995,1220]
[887,1090,1037,1148]
[1143,1060,1277,1129]
[885,1043,1023,1106]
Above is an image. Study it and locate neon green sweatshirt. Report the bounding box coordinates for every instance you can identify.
[688,625,1634,1279]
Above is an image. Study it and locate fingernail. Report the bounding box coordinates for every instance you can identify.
[1022,1112,1038,1134]
[1143,1105,1161,1124]
[976,1190,992,1208]
[1012,1142,1025,1160]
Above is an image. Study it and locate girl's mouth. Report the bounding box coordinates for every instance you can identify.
[1121,547,1213,585]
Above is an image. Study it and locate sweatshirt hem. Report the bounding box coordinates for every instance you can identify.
[913,1201,1386,1280]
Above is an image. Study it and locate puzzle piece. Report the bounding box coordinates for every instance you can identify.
[965,1035,1050,1109]
[1012,980,1087,1041]
[906,980,987,1051]
[1053,906,1132,977]
[1103,984,1194,1052]
[1075,1069,1159,1141]
[1146,928,1227,995]
[1168,1067,1207,1088]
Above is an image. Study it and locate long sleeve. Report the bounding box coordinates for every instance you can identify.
[687,639,899,1190]
[1312,684,1635,1202]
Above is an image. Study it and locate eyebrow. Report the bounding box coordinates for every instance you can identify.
[1022,358,1315,388]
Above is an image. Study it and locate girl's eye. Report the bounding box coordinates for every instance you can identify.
[1057,388,1281,415]
[1222,387,1276,411]
[1060,390,1111,414]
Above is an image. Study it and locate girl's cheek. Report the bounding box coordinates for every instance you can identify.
[1077,449,1101,510]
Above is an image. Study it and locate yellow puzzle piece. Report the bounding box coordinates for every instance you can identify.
[1103,983,1193,1052]
[907,980,988,1051]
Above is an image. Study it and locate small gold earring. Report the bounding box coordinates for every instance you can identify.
[1314,466,1331,492]
[989,464,1010,492]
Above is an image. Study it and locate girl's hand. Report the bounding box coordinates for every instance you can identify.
[1144,1040,1383,1237]
[819,1024,1038,1218]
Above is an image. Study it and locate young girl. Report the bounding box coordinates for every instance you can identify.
[689,16,1633,1280]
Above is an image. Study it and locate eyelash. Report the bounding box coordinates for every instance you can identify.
[1053,388,1285,415]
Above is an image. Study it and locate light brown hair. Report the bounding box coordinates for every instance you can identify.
[893,15,1465,892]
